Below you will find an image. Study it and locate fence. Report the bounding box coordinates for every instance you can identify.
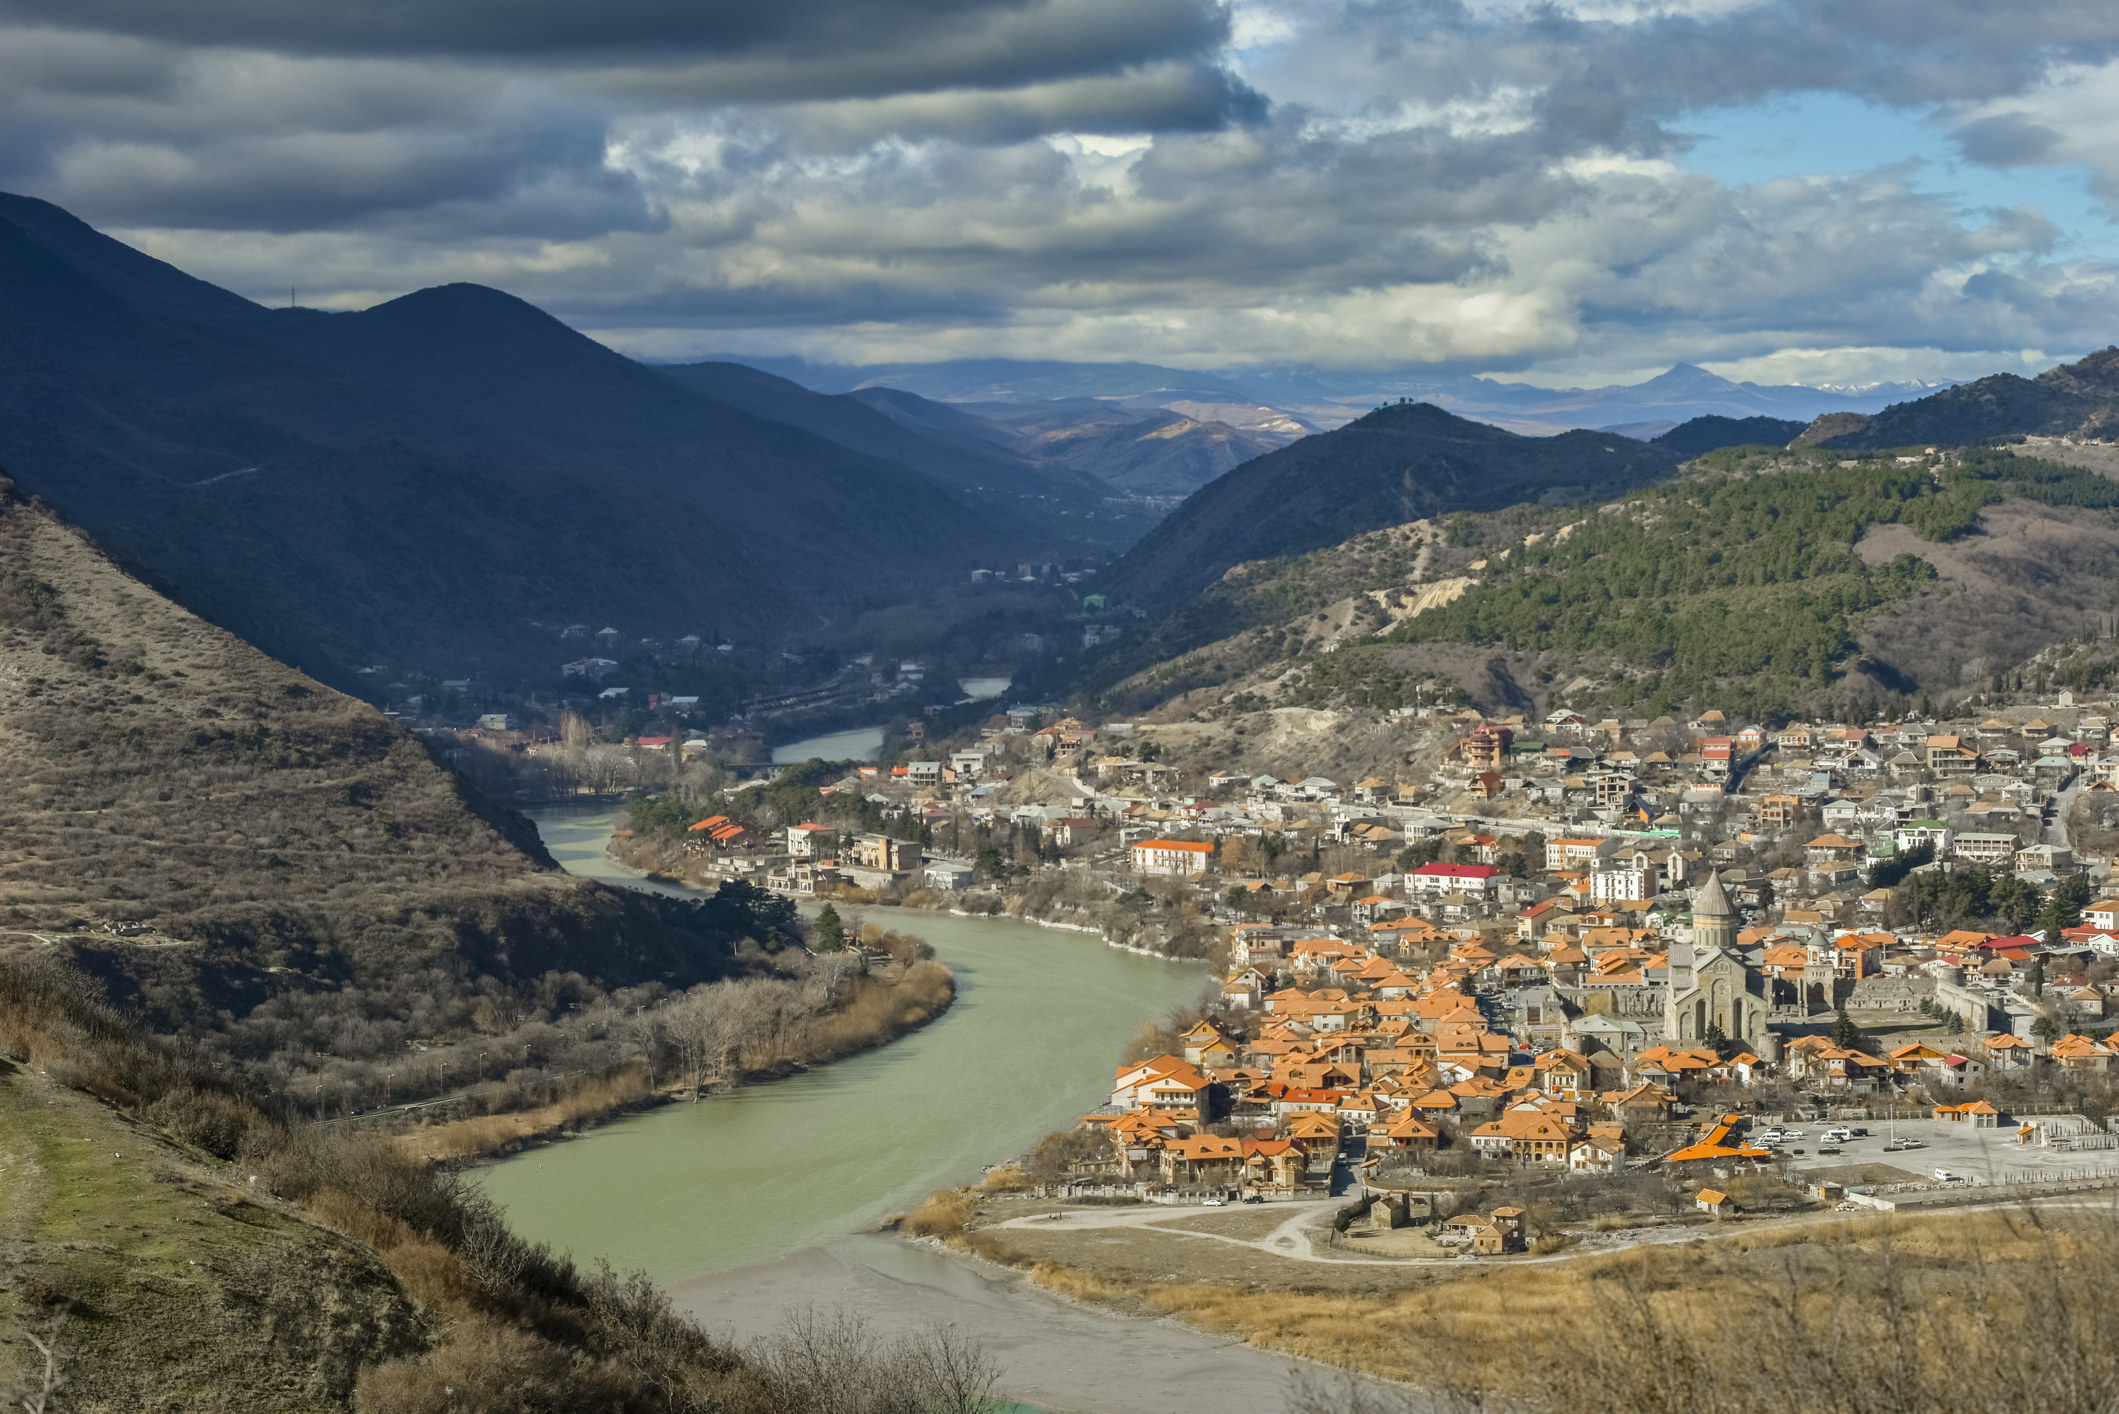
[1845,1169,2119,1210]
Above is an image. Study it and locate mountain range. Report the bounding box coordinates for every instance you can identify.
[1082,344,2119,724]
[0,193,1117,689]
[705,353,1948,437]
[8,186,2115,705]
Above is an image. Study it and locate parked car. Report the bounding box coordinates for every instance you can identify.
[1933,1169,1961,1184]
[1825,1127,1853,1143]
[1202,1197,1225,1207]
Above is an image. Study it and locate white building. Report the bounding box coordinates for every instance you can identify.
[1133,839,1214,877]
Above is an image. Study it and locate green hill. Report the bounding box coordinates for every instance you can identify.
[1652,415,1806,459]
[1,950,987,1412]
[0,1046,427,1410]
[1092,444,2119,720]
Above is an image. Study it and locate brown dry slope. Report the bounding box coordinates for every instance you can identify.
[0,476,742,1096]
[1853,498,2119,695]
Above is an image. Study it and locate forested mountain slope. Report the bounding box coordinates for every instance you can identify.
[657,359,1109,500]
[1091,446,2119,721]
[1095,402,1680,614]
[1810,346,2119,449]
[1652,415,1806,459]
[0,192,1053,686]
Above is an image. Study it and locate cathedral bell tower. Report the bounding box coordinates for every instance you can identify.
[1690,870,1737,953]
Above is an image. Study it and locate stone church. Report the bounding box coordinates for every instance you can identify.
[1664,871,1777,1058]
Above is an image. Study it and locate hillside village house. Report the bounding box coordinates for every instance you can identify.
[1134,838,1214,877]
[851,834,920,872]
[1408,862,1502,897]
[785,822,836,858]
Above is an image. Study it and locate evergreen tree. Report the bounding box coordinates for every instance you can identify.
[813,903,846,952]
[1830,1004,1863,1050]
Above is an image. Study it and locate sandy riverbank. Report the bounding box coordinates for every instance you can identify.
[672,1236,1333,1414]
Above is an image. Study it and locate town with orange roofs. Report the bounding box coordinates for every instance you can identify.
[643,694,2119,1250]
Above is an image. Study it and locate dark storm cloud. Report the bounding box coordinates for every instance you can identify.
[1952,113,2067,168]
[0,0,1237,100]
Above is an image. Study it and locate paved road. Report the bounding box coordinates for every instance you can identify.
[2047,774,2084,851]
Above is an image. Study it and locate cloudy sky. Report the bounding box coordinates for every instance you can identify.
[5,0,2119,386]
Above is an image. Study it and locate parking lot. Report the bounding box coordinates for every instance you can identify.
[1783,1117,2119,1188]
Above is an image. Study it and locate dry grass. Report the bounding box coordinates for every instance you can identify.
[976,1163,1030,1194]
[896,1189,981,1240]
[1012,1202,2119,1413]
[0,483,788,1131]
[399,961,954,1163]
[1153,1208,1294,1241]
[397,1066,659,1163]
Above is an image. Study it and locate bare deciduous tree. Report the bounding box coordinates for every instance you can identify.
[5,1310,67,1414]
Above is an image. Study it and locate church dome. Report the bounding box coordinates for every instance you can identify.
[1691,870,1735,919]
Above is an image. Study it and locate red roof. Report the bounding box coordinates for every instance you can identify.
[1412,863,1501,879]
[1136,838,1215,853]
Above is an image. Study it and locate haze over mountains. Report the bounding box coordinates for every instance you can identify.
[707,352,1946,439]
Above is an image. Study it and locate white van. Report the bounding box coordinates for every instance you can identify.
[1825,1127,1854,1143]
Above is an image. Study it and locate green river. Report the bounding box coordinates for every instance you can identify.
[480,810,1324,1414]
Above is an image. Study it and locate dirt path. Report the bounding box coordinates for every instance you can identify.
[996,1201,1346,1260]
[990,1198,1870,1271]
